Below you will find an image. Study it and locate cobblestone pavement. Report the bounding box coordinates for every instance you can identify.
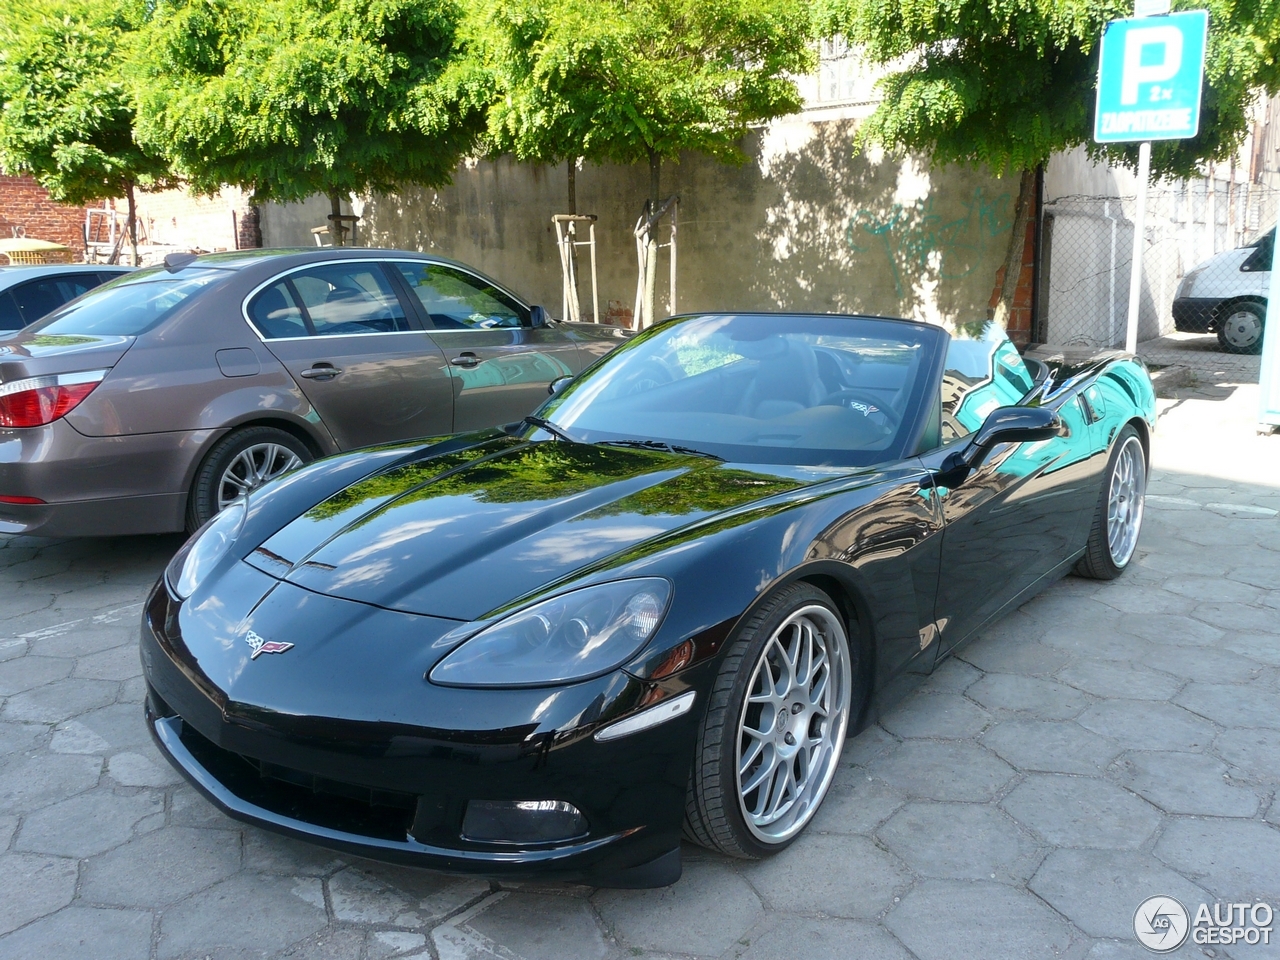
[2,382,1279,960]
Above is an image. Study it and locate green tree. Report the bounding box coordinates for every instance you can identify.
[133,0,486,243]
[0,0,174,265]
[460,0,815,324]
[819,0,1280,327]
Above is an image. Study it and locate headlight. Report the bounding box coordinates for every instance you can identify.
[164,500,248,600]
[429,578,672,687]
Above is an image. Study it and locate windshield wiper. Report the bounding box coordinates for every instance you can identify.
[597,439,724,461]
[520,415,577,443]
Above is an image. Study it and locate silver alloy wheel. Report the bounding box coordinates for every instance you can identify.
[217,443,303,511]
[736,604,852,844]
[1221,308,1263,350]
[1106,435,1146,568]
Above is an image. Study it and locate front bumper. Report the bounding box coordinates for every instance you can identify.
[1171,297,1219,333]
[140,579,701,887]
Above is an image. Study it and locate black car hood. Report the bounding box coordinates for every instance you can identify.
[248,436,818,621]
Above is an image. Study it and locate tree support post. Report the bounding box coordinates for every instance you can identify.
[553,214,599,323]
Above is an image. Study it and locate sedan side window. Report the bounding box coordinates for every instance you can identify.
[247,281,309,339]
[394,263,528,329]
[10,275,96,326]
[941,333,1036,443]
[0,291,22,331]
[287,264,409,337]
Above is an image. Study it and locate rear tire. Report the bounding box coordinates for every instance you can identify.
[1075,425,1146,580]
[186,426,312,532]
[1216,302,1265,355]
[684,582,857,858]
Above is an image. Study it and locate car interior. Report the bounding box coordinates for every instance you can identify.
[565,332,925,461]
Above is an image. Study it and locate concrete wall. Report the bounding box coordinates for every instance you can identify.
[261,117,1021,331]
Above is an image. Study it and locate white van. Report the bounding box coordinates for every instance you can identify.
[1172,226,1273,354]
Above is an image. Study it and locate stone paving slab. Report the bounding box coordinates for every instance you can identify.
[0,383,1279,959]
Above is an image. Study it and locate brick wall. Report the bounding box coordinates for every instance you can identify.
[987,219,1037,344]
[0,175,89,257]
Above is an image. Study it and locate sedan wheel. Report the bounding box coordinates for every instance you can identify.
[685,582,856,857]
[217,443,304,511]
[187,426,313,531]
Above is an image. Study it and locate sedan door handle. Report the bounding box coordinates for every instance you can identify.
[299,364,343,380]
[450,353,480,368]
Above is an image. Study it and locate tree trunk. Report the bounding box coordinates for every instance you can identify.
[642,151,661,328]
[991,168,1036,331]
[567,159,577,215]
[126,182,139,267]
[329,190,344,247]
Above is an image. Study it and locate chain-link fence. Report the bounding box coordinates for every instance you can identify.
[1036,183,1278,383]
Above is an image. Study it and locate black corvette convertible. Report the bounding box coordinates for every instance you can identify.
[142,312,1156,887]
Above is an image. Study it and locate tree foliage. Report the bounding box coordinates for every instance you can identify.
[0,0,173,260]
[819,0,1280,180]
[132,0,486,212]
[461,0,816,191]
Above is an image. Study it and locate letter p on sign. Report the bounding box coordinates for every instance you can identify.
[1120,26,1183,105]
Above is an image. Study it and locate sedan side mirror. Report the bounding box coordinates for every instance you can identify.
[530,305,549,328]
[547,375,574,397]
[937,405,1065,486]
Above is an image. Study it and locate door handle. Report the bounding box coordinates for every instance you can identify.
[299,364,342,380]
[450,353,480,368]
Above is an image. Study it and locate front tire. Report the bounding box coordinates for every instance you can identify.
[1216,302,1265,355]
[684,582,856,858]
[186,426,312,531]
[1075,425,1146,580]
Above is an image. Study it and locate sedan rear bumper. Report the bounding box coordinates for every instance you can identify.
[0,492,186,537]
[0,419,212,536]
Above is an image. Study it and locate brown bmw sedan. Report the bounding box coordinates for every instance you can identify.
[0,248,628,537]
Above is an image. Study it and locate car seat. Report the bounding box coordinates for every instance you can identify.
[736,339,826,419]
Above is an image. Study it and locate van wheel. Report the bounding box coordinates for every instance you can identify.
[186,426,312,531]
[1216,303,1265,355]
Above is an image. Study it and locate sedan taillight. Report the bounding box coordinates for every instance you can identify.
[0,370,109,428]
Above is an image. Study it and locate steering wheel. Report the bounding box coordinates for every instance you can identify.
[823,388,900,431]
[619,357,677,396]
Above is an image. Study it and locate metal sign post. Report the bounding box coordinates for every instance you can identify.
[1094,8,1208,353]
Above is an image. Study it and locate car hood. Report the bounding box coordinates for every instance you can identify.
[246,436,820,621]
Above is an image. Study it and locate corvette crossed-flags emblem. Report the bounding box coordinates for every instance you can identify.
[244,629,294,660]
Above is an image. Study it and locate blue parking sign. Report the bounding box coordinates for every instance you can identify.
[1094,11,1208,143]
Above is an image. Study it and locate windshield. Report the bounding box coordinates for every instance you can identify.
[542,313,943,466]
[24,267,228,337]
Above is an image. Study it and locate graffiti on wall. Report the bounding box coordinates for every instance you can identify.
[846,188,1013,299]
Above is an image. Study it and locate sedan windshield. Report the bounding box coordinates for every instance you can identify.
[25,267,229,337]
[542,313,943,466]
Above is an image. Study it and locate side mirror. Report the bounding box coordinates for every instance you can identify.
[937,405,1064,486]
[530,305,549,328]
[547,375,574,397]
